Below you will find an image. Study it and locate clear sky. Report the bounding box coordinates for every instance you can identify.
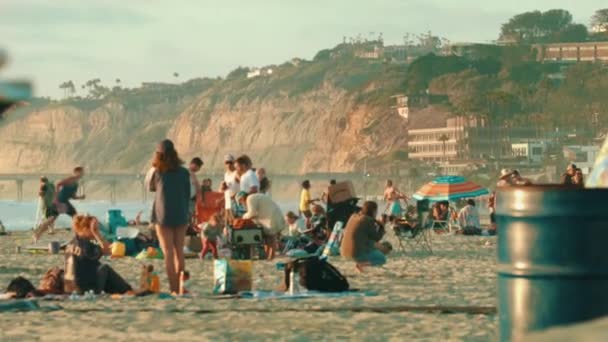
[0,0,604,98]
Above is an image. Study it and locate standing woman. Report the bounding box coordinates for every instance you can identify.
[150,139,191,293]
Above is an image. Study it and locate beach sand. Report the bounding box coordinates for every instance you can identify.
[0,229,498,341]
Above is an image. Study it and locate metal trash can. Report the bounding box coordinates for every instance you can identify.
[496,186,608,341]
[48,241,61,254]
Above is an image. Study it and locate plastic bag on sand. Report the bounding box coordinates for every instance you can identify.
[135,247,163,260]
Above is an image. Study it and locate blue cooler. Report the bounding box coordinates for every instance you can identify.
[106,209,128,237]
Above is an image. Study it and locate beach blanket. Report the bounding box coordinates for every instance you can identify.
[23,241,69,253]
[239,290,377,300]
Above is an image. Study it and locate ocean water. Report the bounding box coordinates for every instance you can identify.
[0,200,301,231]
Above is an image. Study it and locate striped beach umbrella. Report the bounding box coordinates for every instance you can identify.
[412,176,489,202]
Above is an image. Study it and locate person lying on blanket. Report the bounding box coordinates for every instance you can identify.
[64,214,133,294]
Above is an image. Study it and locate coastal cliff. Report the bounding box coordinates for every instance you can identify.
[0,48,409,175]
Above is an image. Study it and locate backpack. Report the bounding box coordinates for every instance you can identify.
[281,257,349,293]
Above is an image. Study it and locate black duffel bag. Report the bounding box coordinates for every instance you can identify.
[281,256,349,292]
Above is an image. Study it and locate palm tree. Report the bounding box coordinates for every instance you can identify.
[67,80,75,97]
[59,82,68,98]
[438,134,450,161]
[437,134,450,175]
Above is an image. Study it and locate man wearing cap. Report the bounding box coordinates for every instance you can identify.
[236,191,285,260]
[221,154,240,224]
[561,163,577,185]
[496,169,514,187]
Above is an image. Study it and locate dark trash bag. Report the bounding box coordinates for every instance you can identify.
[282,257,349,293]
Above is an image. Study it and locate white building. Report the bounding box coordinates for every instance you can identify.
[591,24,607,33]
[247,68,273,79]
[391,94,409,120]
[563,145,600,174]
[512,141,547,163]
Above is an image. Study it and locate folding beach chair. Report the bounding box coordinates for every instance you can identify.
[431,219,450,234]
[392,220,432,254]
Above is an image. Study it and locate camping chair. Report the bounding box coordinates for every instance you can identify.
[392,220,432,254]
[431,219,450,234]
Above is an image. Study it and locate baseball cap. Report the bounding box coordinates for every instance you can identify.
[500,168,513,179]
[224,154,235,163]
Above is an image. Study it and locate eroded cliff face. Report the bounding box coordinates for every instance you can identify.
[0,84,407,175]
[169,84,408,174]
[0,101,178,174]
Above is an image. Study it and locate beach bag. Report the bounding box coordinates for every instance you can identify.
[281,257,349,293]
[213,259,253,294]
[111,241,126,258]
[462,226,482,235]
[185,235,202,253]
[39,267,64,294]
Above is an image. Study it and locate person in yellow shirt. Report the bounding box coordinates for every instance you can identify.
[299,180,318,219]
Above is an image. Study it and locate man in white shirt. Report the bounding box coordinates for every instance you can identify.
[235,155,259,194]
[221,154,239,222]
[458,199,481,234]
[236,191,285,260]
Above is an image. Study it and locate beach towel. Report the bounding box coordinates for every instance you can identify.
[239,290,376,300]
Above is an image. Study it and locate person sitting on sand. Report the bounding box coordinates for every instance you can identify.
[572,168,585,188]
[236,191,285,260]
[340,201,386,272]
[34,167,86,243]
[199,213,223,260]
[305,204,328,242]
[457,199,481,235]
[64,214,133,294]
[285,211,307,238]
[561,163,577,185]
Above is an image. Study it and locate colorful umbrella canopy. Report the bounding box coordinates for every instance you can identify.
[412,176,489,202]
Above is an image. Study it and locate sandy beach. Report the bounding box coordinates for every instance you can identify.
[0,229,498,341]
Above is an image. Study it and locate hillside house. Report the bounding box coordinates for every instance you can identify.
[533,41,608,63]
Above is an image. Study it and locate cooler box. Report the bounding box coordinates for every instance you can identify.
[106,209,128,237]
[328,181,356,204]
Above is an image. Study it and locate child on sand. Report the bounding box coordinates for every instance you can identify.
[64,214,133,294]
[199,214,223,260]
